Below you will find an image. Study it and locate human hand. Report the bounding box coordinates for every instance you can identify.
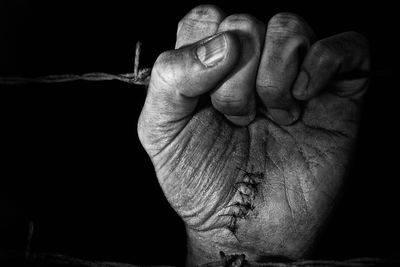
[138,5,370,265]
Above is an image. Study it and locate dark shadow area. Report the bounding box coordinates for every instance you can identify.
[1,1,398,266]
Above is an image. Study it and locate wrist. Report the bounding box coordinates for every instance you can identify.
[185,221,318,266]
[185,227,294,266]
[186,228,243,266]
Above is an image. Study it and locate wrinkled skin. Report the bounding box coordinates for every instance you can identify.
[138,5,370,266]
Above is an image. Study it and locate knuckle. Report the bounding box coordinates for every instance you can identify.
[177,19,184,33]
[347,31,371,69]
[345,31,371,52]
[267,12,314,38]
[309,40,340,68]
[152,50,181,87]
[220,13,264,32]
[268,12,304,28]
[154,50,173,69]
[190,4,224,18]
[179,5,225,26]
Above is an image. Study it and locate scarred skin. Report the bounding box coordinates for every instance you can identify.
[137,5,370,266]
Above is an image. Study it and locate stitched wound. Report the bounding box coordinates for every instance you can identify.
[220,167,264,237]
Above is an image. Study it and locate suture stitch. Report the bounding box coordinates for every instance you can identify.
[219,251,246,267]
[219,167,265,238]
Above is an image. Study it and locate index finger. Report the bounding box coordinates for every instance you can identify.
[175,5,226,48]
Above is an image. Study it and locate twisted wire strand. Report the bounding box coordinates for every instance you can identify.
[0,38,390,88]
[0,70,151,86]
[0,41,151,86]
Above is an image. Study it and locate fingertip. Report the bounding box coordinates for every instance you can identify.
[292,70,310,100]
[267,105,301,126]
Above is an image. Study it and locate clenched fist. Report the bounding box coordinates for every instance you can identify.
[138,5,370,266]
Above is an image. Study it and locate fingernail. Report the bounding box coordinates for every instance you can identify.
[293,70,309,99]
[268,108,298,125]
[196,33,227,67]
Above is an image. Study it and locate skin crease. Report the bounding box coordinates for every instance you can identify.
[137,5,370,266]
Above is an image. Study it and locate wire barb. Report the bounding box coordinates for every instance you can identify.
[134,41,142,78]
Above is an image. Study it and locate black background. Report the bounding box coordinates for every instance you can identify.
[0,1,398,266]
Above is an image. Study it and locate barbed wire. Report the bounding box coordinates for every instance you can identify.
[0,41,151,86]
[0,70,151,86]
[0,41,391,88]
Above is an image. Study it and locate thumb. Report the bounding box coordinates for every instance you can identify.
[138,32,240,156]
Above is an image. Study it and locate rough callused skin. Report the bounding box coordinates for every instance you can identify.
[151,93,362,263]
[138,5,369,266]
